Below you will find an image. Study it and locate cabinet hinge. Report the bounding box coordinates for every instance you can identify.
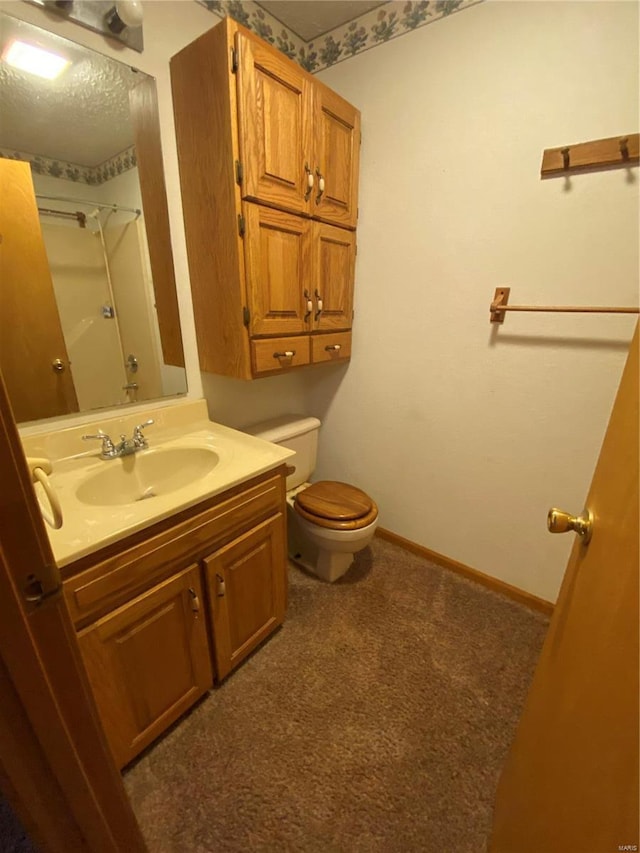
[231,47,238,73]
[243,306,250,326]
[235,160,243,185]
[238,214,245,237]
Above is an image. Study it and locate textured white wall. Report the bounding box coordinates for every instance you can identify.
[313,0,639,602]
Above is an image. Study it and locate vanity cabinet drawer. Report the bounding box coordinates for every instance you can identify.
[64,473,284,627]
[311,331,351,364]
[251,336,310,376]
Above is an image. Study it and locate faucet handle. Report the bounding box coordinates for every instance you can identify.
[82,431,115,456]
[133,418,154,446]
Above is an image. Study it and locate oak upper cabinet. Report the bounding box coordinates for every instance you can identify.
[236,30,360,227]
[171,18,361,380]
[204,515,286,681]
[244,207,355,336]
[77,565,212,769]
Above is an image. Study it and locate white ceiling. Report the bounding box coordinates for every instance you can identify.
[256,0,386,42]
[0,14,141,167]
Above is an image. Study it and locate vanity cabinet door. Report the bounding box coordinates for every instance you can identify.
[205,514,286,681]
[77,564,212,769]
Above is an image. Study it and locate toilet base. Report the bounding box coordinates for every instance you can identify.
[288,521,354,583]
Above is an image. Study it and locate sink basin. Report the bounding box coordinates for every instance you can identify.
[75,446,220,507]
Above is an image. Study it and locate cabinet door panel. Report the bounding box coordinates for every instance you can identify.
[77,565,212,768]
[313,83,360,229]
[313,222,355,331]
[245,204,312,336]
[237,33,313,215]
[205,515,286,681]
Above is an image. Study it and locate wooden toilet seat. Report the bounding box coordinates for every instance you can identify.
[294,481,378,531]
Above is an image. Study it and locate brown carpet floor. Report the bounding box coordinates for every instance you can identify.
[124,537,549,853]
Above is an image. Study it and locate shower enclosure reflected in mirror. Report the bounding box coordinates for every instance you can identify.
[0,12,187,424]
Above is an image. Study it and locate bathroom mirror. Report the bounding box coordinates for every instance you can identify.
[0,12,187,424]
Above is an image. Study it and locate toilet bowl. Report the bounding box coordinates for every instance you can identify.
[244,416,378,582]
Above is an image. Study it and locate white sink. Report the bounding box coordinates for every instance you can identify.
[75,446,220,507]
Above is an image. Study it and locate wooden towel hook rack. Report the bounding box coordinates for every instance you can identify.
[490,288,640,324]
[540,132,639,177]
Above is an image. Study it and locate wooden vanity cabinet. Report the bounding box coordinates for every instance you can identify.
[170,18,360,380]
[63,469,288,768]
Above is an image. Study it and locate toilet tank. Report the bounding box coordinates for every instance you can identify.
[244,415,320,490]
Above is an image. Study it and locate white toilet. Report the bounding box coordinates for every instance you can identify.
[245,415,378,582]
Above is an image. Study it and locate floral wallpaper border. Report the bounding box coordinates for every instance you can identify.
[196,0,483,73]
[0,145,137,186]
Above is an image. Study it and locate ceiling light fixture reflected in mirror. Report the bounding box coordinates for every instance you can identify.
[2,39,71,79]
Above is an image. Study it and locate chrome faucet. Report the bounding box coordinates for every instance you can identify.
[82,419,154,460]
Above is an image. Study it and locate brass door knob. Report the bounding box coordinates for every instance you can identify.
[547,507,593,544]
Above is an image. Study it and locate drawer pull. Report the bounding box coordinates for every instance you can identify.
[324,344,341,352]
[188,587,200,614]
[216,573,226,597]
[273,350,295,360]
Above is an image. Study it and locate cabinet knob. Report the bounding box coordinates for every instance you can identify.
[273,350,296,360]
[325,344,341,352]
[315,289,323,320]
[215,573,226,597]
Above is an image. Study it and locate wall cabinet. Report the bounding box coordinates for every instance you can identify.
[171,18,361,380]
[236,30,360,228]
[63,469,287,768]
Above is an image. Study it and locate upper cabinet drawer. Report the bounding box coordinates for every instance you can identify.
[235,31,360,230]
[251,335,311,376]
[311,331,352,363]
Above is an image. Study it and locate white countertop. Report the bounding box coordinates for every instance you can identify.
[21,401,293,568]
